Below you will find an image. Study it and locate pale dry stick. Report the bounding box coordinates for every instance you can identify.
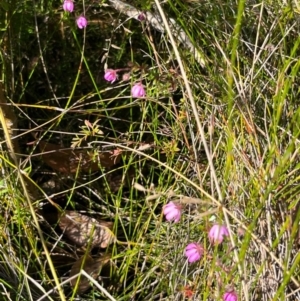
[287,286,300,298]
[106,0,205,67]
[155,0,222,196]
[13,263,56,301]
[39,265,116,301]
[36,274,82,301]
[209,113,215,200]
[81,270,118,301]
[266,194,273,247]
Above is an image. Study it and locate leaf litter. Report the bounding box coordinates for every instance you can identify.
[58,211,115,249]
[70,254,111,294]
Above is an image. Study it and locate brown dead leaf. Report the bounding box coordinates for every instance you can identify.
[38,141,121,174]
[70,254,110,294]
[59,211,114,248]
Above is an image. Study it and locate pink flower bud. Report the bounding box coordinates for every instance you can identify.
[131,82,146,98]
[208,224,229,245]
[104,69,118,83]
[76,16,88,29]
[63,0,74,12]
[223,290,238,301]
[122,72,131,81]
[185,242,204,263]
[138,12,146,21]
[163,201,182,223]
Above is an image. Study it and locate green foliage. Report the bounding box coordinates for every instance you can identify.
[0,0,300,300]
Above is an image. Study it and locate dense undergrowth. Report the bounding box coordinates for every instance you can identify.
[0,0,300,300]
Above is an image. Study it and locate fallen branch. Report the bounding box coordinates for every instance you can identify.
[107,0,206,67]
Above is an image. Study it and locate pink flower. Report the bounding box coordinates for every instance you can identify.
[208,224,229,245]
[104,69,118,83]
[76,16,88,29]
[131,83,146,98]
[163,201,182,222]
[223,290,238,301]
[185,243,204,263]
[63,0,74,12]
